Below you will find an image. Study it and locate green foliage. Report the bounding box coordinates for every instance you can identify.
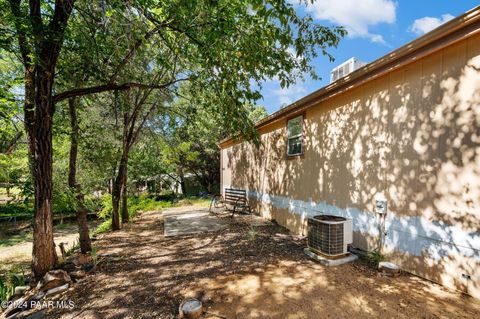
[91,246,98,266]
[127,195,173,219]
[93,219,112,235]
[362,249,386,267]
[246,103,268,123]
[145,86,270,196]
[94,194,173,234]
[0,51,23,155]
[0,202,32,218]
[98,194,113,219]
[246,227,259,241]
[0,0,345,250]
[52,187,78,215]
[0,147,29,193]
[0,266,27,302]
[154,191,178,202]
[65,239,80,257]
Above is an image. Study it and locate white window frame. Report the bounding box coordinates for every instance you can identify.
[287,115,303,156]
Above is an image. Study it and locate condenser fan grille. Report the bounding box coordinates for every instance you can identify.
[308,215,348,256]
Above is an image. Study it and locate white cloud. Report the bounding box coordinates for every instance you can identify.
[302,0,397,44]
[273,83,308,106]
[410,14,454,35]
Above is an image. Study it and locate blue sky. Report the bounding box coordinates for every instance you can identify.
[259,1,480,114]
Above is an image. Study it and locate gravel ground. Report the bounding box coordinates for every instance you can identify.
[46,207,480,319]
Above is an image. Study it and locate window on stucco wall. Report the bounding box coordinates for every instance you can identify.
[287,115,303,156]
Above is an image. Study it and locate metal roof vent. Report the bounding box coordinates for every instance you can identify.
[307,215,353,257]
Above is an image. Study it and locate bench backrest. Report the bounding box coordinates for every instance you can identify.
[224,188,247,205]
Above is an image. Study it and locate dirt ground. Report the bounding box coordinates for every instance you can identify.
[47,207,480,319]
[0,221,99,273]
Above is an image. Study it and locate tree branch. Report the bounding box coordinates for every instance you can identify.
[29,0,44,46]
[140,9,203,47]
[52,77,191,103]
[42,0,76,69]
[108,25,163,84]
[0,131,23,154]
[9,0,32,68]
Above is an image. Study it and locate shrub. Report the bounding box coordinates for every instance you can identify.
[362,249,386,267]
[93,219,112,235]
[127,195,172,219]
[82,195,103,213]
[0,202,33,218]
[93,194,173,234]
[98,194,113,219]
[154,191,177,202]
[0,267,27,302]
[52,187,78,215]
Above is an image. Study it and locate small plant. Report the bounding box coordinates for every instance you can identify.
[91,246,99,266]
[98,194,113,219]
[363,249,386,267]
[0,276,9,302]
[93,219,112,235]
[65,239,80,257]
[0,266,27,302]
[246,227,258,241]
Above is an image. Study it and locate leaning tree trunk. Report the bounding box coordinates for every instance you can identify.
[31,70,58,279]
[68,98,92,253]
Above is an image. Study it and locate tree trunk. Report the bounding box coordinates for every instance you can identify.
[111,152,128,230]
[111,177,122,231]
[67,98,79,189]
[31,71,57,279]
[108,179,113,194]
[68,98,92,253]
[179,169,186,196]
[121,163,129,223]
[10,0,75,279]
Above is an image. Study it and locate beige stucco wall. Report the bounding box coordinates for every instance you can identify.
[221,33,480,298]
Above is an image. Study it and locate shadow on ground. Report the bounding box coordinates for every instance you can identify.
[48,207,480,319]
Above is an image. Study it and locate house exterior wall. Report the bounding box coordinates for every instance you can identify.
[220,33,480,298]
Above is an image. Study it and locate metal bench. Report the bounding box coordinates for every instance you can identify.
[209,188,252,216]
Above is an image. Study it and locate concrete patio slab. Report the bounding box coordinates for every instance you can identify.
[164,209,228,236]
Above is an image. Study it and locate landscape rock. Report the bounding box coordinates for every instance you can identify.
[2,305,22,319]
[378,261,401,276]
[27,291,45,305]
[13,286,29,297]
[68,270,86,281]
[6,309,44,319]
[45,283,69,297]
[36,270,71,292]
[23,311,44,319]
